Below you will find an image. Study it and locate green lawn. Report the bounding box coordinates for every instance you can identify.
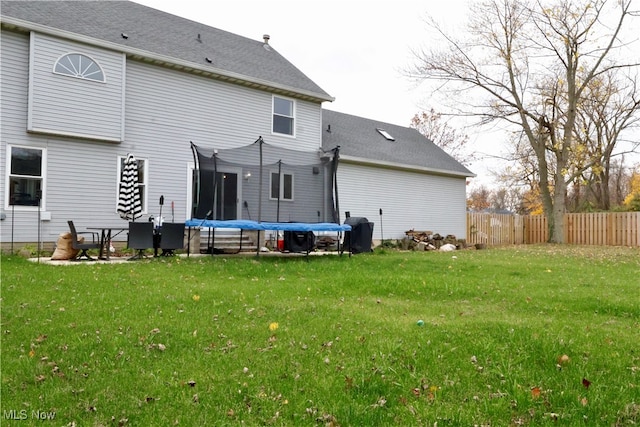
[1,246,638,426]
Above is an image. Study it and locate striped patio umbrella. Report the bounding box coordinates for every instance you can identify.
[117,153,142,221]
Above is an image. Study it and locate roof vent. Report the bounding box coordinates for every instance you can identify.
[197,33,202,43]
[205,57,213,63]
[376,128,395,141]
[263,34,270,44]
[121,32,128,39]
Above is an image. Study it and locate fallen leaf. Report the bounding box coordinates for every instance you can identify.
[345,376,354,389]
[531,387,541,399]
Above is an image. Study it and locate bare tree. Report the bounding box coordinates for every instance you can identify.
[409,0,639,242]
[467,185,492,211]
[571,71,640,210]
[410,108,476,166]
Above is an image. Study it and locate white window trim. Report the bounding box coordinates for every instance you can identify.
[5,145,47,211]
[269,170,294,202]
[271,95,296,138]
[52,51,107,83]
[116,155,148,215]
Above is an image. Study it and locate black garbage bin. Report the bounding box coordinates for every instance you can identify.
[344,217,374,254]
[283,230,316,253]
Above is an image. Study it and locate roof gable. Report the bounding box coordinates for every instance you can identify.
[322,109,474,177]
[0,0,332,102]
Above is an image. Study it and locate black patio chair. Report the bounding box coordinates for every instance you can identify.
[128,221,154,260]
[67,220,101,261]
[158,222,185,256]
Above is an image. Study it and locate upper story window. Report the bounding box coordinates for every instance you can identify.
[272,96,295,136]
[54,53,105,82]
[7,146,45,207]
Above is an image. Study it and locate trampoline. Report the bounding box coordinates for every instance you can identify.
[185,219,351,256]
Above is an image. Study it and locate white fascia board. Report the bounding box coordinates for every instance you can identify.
[1,16,335,103]
[339,154,476,179]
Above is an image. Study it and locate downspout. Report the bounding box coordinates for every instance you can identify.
[190,142,200,218]
[333,146,341,223]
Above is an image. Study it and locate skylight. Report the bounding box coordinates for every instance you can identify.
[376,128,395,141]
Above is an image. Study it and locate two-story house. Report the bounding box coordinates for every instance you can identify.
[1,0,473,251]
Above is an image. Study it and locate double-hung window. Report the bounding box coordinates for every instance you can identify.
[270,172,294,201]
[117,156,148,213]
[272,96,295,136]
[7,146,45,207]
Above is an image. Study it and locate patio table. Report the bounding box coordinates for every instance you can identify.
[87,227,128,260]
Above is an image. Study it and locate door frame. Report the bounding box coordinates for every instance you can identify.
[186,163,243,220]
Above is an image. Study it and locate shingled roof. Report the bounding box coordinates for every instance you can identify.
[322,109,474,178]
[0,0,333,102]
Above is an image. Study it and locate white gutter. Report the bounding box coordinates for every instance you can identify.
[340,154,476,178]
[1,16,335,103]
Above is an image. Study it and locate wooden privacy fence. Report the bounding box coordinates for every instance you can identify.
[466,212,640,247]
[467,213,526,246]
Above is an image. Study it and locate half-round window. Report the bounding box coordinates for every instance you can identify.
[54,53,105,82]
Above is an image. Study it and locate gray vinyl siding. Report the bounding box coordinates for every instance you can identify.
[125,61,321,152]
[28,33,124,142]
[1,28,326,247]
[0,30,52,244]
[337,163,468,239]
[2,32,129,243]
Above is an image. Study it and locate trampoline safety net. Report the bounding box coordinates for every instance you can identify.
[191,138,341,224]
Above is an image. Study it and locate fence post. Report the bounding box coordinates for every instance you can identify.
[607,213,614,246]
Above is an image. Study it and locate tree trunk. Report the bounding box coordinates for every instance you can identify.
[550,176,567,243]
[601,157,612,210]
